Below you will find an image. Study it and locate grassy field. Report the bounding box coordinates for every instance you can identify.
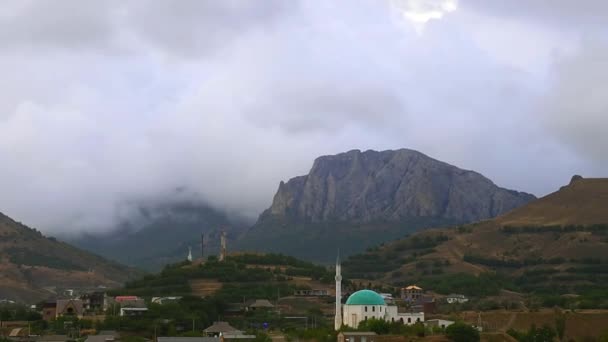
[458,309,608,340]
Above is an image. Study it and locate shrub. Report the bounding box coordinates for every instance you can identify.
[445,322,480,342]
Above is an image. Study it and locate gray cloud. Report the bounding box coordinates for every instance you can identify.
[539,37,608,167]
[461,0,608,28]
[0,0,120,50]
[0,0,605,234]
[124,0,295,58]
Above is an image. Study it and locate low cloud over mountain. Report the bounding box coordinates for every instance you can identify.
[0,0,606,233]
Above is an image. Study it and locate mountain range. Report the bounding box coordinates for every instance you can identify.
[237,149,535,262]
[65,148,536,268]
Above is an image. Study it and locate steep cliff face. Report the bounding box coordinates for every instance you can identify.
[260,149,535,224]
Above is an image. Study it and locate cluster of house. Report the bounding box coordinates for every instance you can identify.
[4,321,256,342]
[41,293,149,321]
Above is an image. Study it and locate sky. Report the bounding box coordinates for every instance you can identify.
[0,0,607,234]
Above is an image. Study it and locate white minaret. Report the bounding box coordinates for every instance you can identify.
[334,252,342,331]
[187,246,193,262]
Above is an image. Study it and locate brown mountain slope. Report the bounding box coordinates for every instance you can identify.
[343,176,608,296]
[498,176,608,226]
[0,212,138,303]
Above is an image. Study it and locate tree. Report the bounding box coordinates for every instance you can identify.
[445,322,480,342]
[555,312,566,341]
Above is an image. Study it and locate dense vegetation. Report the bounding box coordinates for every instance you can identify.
[419,273,509,297]
[238,217,457,263]
[501,224,608,235]
[343,232,450,279]
[355,318,428,336]
[117,253,334,299]
[6,247,86,271]
[445,322,480,342]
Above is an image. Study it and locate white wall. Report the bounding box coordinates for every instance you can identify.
[342,305,424,328]
[342,305,386,328]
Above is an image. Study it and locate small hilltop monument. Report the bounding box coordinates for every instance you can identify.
[219,230,227,262]
[187,246,193,262]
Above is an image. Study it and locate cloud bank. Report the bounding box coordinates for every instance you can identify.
[0,0,606,233]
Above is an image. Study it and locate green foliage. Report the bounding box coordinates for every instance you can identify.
[286,328,336,342]
[119,252,331,298]
[555,312,566,341]
[419,273,509,297]
[239,217,458,264]
[445,322,480,342]
[6,247,85,271]
[502,224,608,235]
[98,296,225,337]
[0,303,42,321]
[356,318,427,337]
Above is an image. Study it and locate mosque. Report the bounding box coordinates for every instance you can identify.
[334,256,424,330]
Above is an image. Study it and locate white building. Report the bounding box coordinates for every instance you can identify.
[340,290,424,328]
[446,294,469,304]
[334,257,424,330]
[425,319,455,329]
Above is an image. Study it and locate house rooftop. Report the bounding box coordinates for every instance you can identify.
[248,299,274,308]
[203,321,242,334]
[338,332,377,336]
[85,335,118,342]
[158,338,218,342]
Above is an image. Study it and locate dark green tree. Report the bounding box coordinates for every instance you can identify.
[445,322,480,342]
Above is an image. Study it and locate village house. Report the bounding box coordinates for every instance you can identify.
[337,332,377,342]
[151,296,182,305]
[42,301,57,321]
[293,289,329,296]
[81,292,108,313]
[203,321,242,337]
[55,299,84,318]
[111,295,147,316]
[401,285,423,302]
[379,293,395,305]
[119,307,148,317]
[446,294,469,304]
[245,299,274,311]
[425,319,455,329]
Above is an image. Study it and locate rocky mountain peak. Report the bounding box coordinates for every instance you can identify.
[260,149,535,224]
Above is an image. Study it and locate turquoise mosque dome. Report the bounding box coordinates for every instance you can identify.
[345,290,386,306]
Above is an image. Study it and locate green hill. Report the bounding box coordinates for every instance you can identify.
[343,177,608,309]
[116,253,335,301]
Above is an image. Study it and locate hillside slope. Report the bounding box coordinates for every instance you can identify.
[343,176,608,300]
[239,149,535,262]
[0,212,137,303]
[498,176,608,226]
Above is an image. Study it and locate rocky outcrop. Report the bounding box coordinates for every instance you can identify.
[259,149,535,224]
